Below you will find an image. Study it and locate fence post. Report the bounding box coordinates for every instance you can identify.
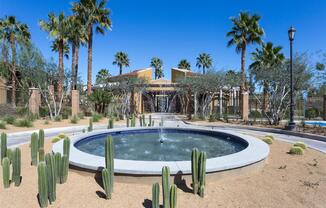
[29,88,41,115]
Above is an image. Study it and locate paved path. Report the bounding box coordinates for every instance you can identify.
[5,114,326,153]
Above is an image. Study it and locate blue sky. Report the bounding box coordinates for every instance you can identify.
[1,0,326,82]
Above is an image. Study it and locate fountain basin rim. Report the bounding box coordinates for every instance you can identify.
[52,126,270,175]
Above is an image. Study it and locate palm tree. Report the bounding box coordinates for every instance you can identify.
[196,53,212,74]
[178,59,191,70]
[67,15,86,90]
[150,57,163,79]
[227,11,264,91]
[249,42,285,111]
[0,16,30,107]
[112,52,130,75]
[72,0,112,95]
[40,12,69,99]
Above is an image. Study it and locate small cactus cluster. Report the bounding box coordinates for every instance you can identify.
[152,166,177,208]
[108,117,114,129]
[142,114,147,126]
[88,118,93,132]
[130,114,136,127]
[2,147,21,188]
[102,136,114,199]
[191,148,207,197]
[30,130,46,165]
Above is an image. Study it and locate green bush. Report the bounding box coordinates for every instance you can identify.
[305,108,318,120]
[289,146,304,155]
[92,113,103,122]
[265,135,274,140]
[78,112,85,119]
[3,116,16,125]
[54,115,62,122]
[0,121,6,129]
[294,142,307,149]
[39,106,49,118]
[61,107,72,120]
[51,137,61,143]
[58,133,66,139]
[208,115,216,122]
[249,110,262,119]
[16,107,28,116]
[27,113,39,121]
[14,119,33,127]
[70,115,79,124]
[262,137,273,145]
[44,120,50,125]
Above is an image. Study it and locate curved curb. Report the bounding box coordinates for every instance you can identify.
[52,126,269,175]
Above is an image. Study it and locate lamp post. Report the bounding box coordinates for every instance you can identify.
[287,26,296,130]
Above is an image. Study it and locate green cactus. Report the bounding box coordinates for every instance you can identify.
[170,184,177,208]
[149,115,152,126]
[191,148,199,194]
[162,166,170,208]
[101,168,112,199]
[142,114,146,126]
[54,152,61,184]
[199,185,205,198]
[39,129,45,149]
[31,132,39,166]
[139,116,143,127]
[108,118,114,129]
[88,118,93,132]
[131,114,136,127]
[45,153,56,203]
[39,148,45,162]
[199,151,207,188]
[1,132,7,161]
[12,148,21,186]
[6,148,12,163]
[152,183,160,208]
[105,136,114,192]
[126,117,130,127]
[152,120,155,126]
[2,157,10,188]
[60,155,69,184]
[38,162,48,208]
[63,138,70,159]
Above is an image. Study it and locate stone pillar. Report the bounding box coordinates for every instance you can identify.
[323,95,326,121]
[71,90,79,116]
[219,89,223,117]
[241,91,249,121]
[29,88,41,115]
[0,78,7,104]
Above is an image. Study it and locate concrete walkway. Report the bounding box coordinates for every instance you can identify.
[5,114,326,153]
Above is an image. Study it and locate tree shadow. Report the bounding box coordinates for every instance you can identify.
[174,171,192,193]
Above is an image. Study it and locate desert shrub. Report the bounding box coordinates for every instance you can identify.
[3,115,16,125]
[58,133,66,139]
[265,135,275,140]
[289,146,304,155]
[78,112,85,119]
[14,119,33,127]
[305,108,318,120]
[27,113,39,121]
[294,142,307,149]
[54,115,62,122]
[61,107,72,119]
[70,115,79,124]
[16,106,28,116]
[0,121,6,129]
[208,114,216,122]
[39,106,49,118]
[262,137,273,145]
[249,110,261,119]
[92,113,103,122]
[44,120,50,125]
[51,137,61,143]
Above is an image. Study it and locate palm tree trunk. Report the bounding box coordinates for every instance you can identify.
[87,24,93,95]
[75,44,80,90]
[58,39,64,100]
[71,43,76,91]
[10,34,16,107]
[263,81,268,111]
[241,45,247,92]
[119,65,122,75]
[203,67,205,75]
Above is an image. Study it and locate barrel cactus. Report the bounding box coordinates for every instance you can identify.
[1,132,7,161]
[39,129,45,149]
[38,162,48,208]
[12,148,21,186]
[102,168,113,199]
[60,155,69,184]
[63,138,70,159]
[170,184,177,208]
[31,132,39,166]
[191,148,199,194]
[152,182,160,208]
[2,157,10,188]
[105,136,114,192]
[45,153,56,203]
[162,166,170,208]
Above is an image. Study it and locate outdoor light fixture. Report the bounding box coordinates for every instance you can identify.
[287,26,296,130]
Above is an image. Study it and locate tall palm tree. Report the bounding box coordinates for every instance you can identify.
[249,42,285,111]
[227,11,264,91]
[0,16,30,107]
[40,12,69,99]
[150,57,163,79]
[196,53,212,74]
[67,15,86,90]
[72,0,112,95]
[112,51,130,75]
[178,59,191,70]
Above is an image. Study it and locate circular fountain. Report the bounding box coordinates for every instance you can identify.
[52,126,269,175]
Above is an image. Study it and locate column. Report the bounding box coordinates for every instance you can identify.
[71,90,79,116]
[29,88,41,115]
[219,89,223,117]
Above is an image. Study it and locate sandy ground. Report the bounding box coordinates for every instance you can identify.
[0,117,125,134]
[0,136,326,208]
